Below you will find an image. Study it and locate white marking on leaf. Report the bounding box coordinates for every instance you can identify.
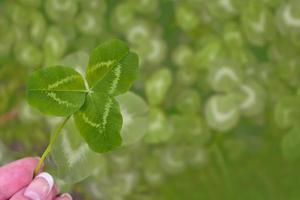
[283,5,300,27]
[82,15,96,31]
[164,151,184,170]
[68,144,89,167]
[48,75,79,90]
[150,118,162,131]
[52,0,70,10]
[101,98,112,132]
[148,39,163,61]
[109,64,122,95]
[88,60,115,74]
[145,170,162,184]
[240,85,256,109]
[61,133,89,167]
[250,12,266,32]
[283,110,292,124]
[219,0,234,12]
[128,25,149,43]
[211,97,236,122]
[99,64,122,132]
[225,32,241,42]
[47,92,76,107]
[46,35,59,53]
[122,108,133,128]
[21,48,31,63]
[214,67,239,84]
[81,113,100,128]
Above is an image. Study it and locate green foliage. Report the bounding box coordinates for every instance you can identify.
[74,39,139,152]
[45,0,78,23]
[205,94,240,132]
[146,68,172,106]
[27,39,139,153]
[208,63,242,92]
[50,91,148,184]
[282,126,300,161]
[1,0,300,199]
[116,92,148,146]
[27,66,86,116]
[144,108,172,143]
[51,119,106,183]
[274,96,300,129]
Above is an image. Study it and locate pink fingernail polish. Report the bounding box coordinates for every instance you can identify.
[36,172,54,189]
[61,193,73,200]
[24,172,54,200]
[24,191,41,200]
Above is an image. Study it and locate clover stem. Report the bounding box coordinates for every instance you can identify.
[34,116,71,176]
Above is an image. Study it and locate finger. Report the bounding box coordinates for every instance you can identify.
[46,185,59,200]
[0,157,40,200]
[9,188,29,200]
[23,172,54,200]
[55,194,72,200]
[10,184,58,200]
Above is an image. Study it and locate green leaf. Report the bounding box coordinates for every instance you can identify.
[175,89,201,114]
[170,114,211,146]
[208,63,242,92]
[76,11,104,36]
[282,126,300,161]
[45,0,78,23]
[205,94,241,132]
[241,1,275,46]
[237,81,265,117]
[145,68,172,106]
[116,92,149,146]
[74,95,123,152]
[43,27,67,66]
[274,96,300,129]
[30,11,47,45]
[86,39,131,89]
[51,118,107,184]
[74,39,139,153]
[60,51,89,73]
[175,5,200,31]
[144,108,172,143]
[15,42,43,67]
[27,66,87,116]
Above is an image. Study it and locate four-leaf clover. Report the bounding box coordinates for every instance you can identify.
[27,39,139,153]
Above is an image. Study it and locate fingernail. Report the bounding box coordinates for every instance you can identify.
[61,193,73,200]
[24,172,54,200]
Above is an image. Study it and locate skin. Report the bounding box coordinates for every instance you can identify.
[0,157,72,200]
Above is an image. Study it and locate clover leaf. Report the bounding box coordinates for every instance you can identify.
[27,66,87,116]
[51,119,106,184]
[26,39,139,175]
[74,39,139,152]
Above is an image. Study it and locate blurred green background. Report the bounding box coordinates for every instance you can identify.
[1,0,300,199]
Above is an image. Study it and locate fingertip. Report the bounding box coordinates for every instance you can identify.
[45,185,59,200]
[24,172,54,200]
[16,157,40,171]
[36,172,54,189]
[55,193,73,200]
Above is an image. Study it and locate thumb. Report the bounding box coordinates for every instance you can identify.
[0,157,40,200]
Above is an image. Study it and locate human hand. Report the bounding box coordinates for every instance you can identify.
[0,157,72,200]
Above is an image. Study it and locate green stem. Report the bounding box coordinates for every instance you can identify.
[34,116,71,176]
